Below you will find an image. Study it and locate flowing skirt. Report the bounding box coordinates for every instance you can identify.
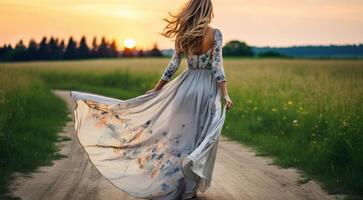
[70,68,226,200]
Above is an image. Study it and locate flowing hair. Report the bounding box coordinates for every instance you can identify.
[162,0,214,55]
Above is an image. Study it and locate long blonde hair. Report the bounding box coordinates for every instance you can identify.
[162,0,214,55]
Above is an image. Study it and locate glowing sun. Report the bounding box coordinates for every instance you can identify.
[124,38,136,48]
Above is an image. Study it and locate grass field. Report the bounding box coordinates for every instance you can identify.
[0,68,68,197]
[0,58,362,198]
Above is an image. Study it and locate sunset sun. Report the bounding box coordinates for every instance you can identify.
[124,38,136,48]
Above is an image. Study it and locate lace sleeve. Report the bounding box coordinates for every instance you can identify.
[160,49,182,81]
[212,29,227,83]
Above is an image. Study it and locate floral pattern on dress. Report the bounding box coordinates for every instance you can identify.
[70,28,227,200]
[211,29,226,82]
[161,28,227,83]
[161,49,182,81]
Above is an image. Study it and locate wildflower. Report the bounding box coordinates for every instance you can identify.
[272,108,277,112]
[288,101,293,105]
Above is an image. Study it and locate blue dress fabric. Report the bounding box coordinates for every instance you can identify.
[70,28,227,200]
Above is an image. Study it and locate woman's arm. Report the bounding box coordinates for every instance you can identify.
[218,81,233,109]
[212,29,233,109]
[145,47,182,94]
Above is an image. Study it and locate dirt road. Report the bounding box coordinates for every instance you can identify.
[9,90,340,200]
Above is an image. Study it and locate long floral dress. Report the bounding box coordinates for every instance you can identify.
[70,28,227,200]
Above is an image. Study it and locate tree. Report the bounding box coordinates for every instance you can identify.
[78,36,91,59]
[64,37,78,59]
[27,39,39,60]
[98,37,112,58]
[0,44,7,60]
[0,45,13,61]
[257,51,287,58]
[12,40,28,61]
[122,47,136,57]
[149,43,163,57]
[137,49,145,57]
[38,37,51,60]
[59,39,65,55]
[48,37,62,60]
[223,40,254,57]
[109,39,119,57]
[91,37,99,58]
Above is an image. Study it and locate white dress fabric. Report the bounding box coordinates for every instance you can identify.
[70,28,227,200]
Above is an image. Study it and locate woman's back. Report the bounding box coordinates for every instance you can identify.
[187,27,216,69]
[161,28,226,82]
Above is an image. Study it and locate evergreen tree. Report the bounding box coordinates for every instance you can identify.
[109,39,119,57]
[0,44,13,61]
[0,44,8,60]
[64,37,78,59]
[1,45,13,61]
[91,37,99,58]
[48,37,62,60]
[58,39,65,58]
[137,49,145,57]
[122,47,135,57]
[13,40,28,61]
[27,39,39,60]
[78,36,91,59]
[38,37,51,60]
[98,37,111,58]
[149,43,163,57]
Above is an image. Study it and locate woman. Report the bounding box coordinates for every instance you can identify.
[70,0,233,199]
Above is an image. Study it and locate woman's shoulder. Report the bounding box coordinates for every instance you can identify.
[209,27,222,34]
[210,27,223,42]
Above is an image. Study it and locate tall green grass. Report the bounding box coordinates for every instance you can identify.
[223,59,363,196]
[0,68,68,196]
[1,58,362,197]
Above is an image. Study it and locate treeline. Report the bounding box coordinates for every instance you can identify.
[253,44,363,58]
[222,40,287,58]
[0,36,163,62]
[222,40,363,58]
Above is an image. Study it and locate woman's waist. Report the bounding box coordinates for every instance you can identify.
[187,65,213,70]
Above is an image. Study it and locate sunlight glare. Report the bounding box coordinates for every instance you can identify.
[124,38,136,48]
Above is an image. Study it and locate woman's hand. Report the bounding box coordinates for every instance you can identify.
[223,95,234,110]
[145,79,168,94]
[217,81,233,110]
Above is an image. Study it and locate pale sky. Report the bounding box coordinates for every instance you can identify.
[1,0,363,49]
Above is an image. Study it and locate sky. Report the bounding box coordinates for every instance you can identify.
[1,0,363,49]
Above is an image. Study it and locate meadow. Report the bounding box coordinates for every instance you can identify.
[0,58,362,198]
